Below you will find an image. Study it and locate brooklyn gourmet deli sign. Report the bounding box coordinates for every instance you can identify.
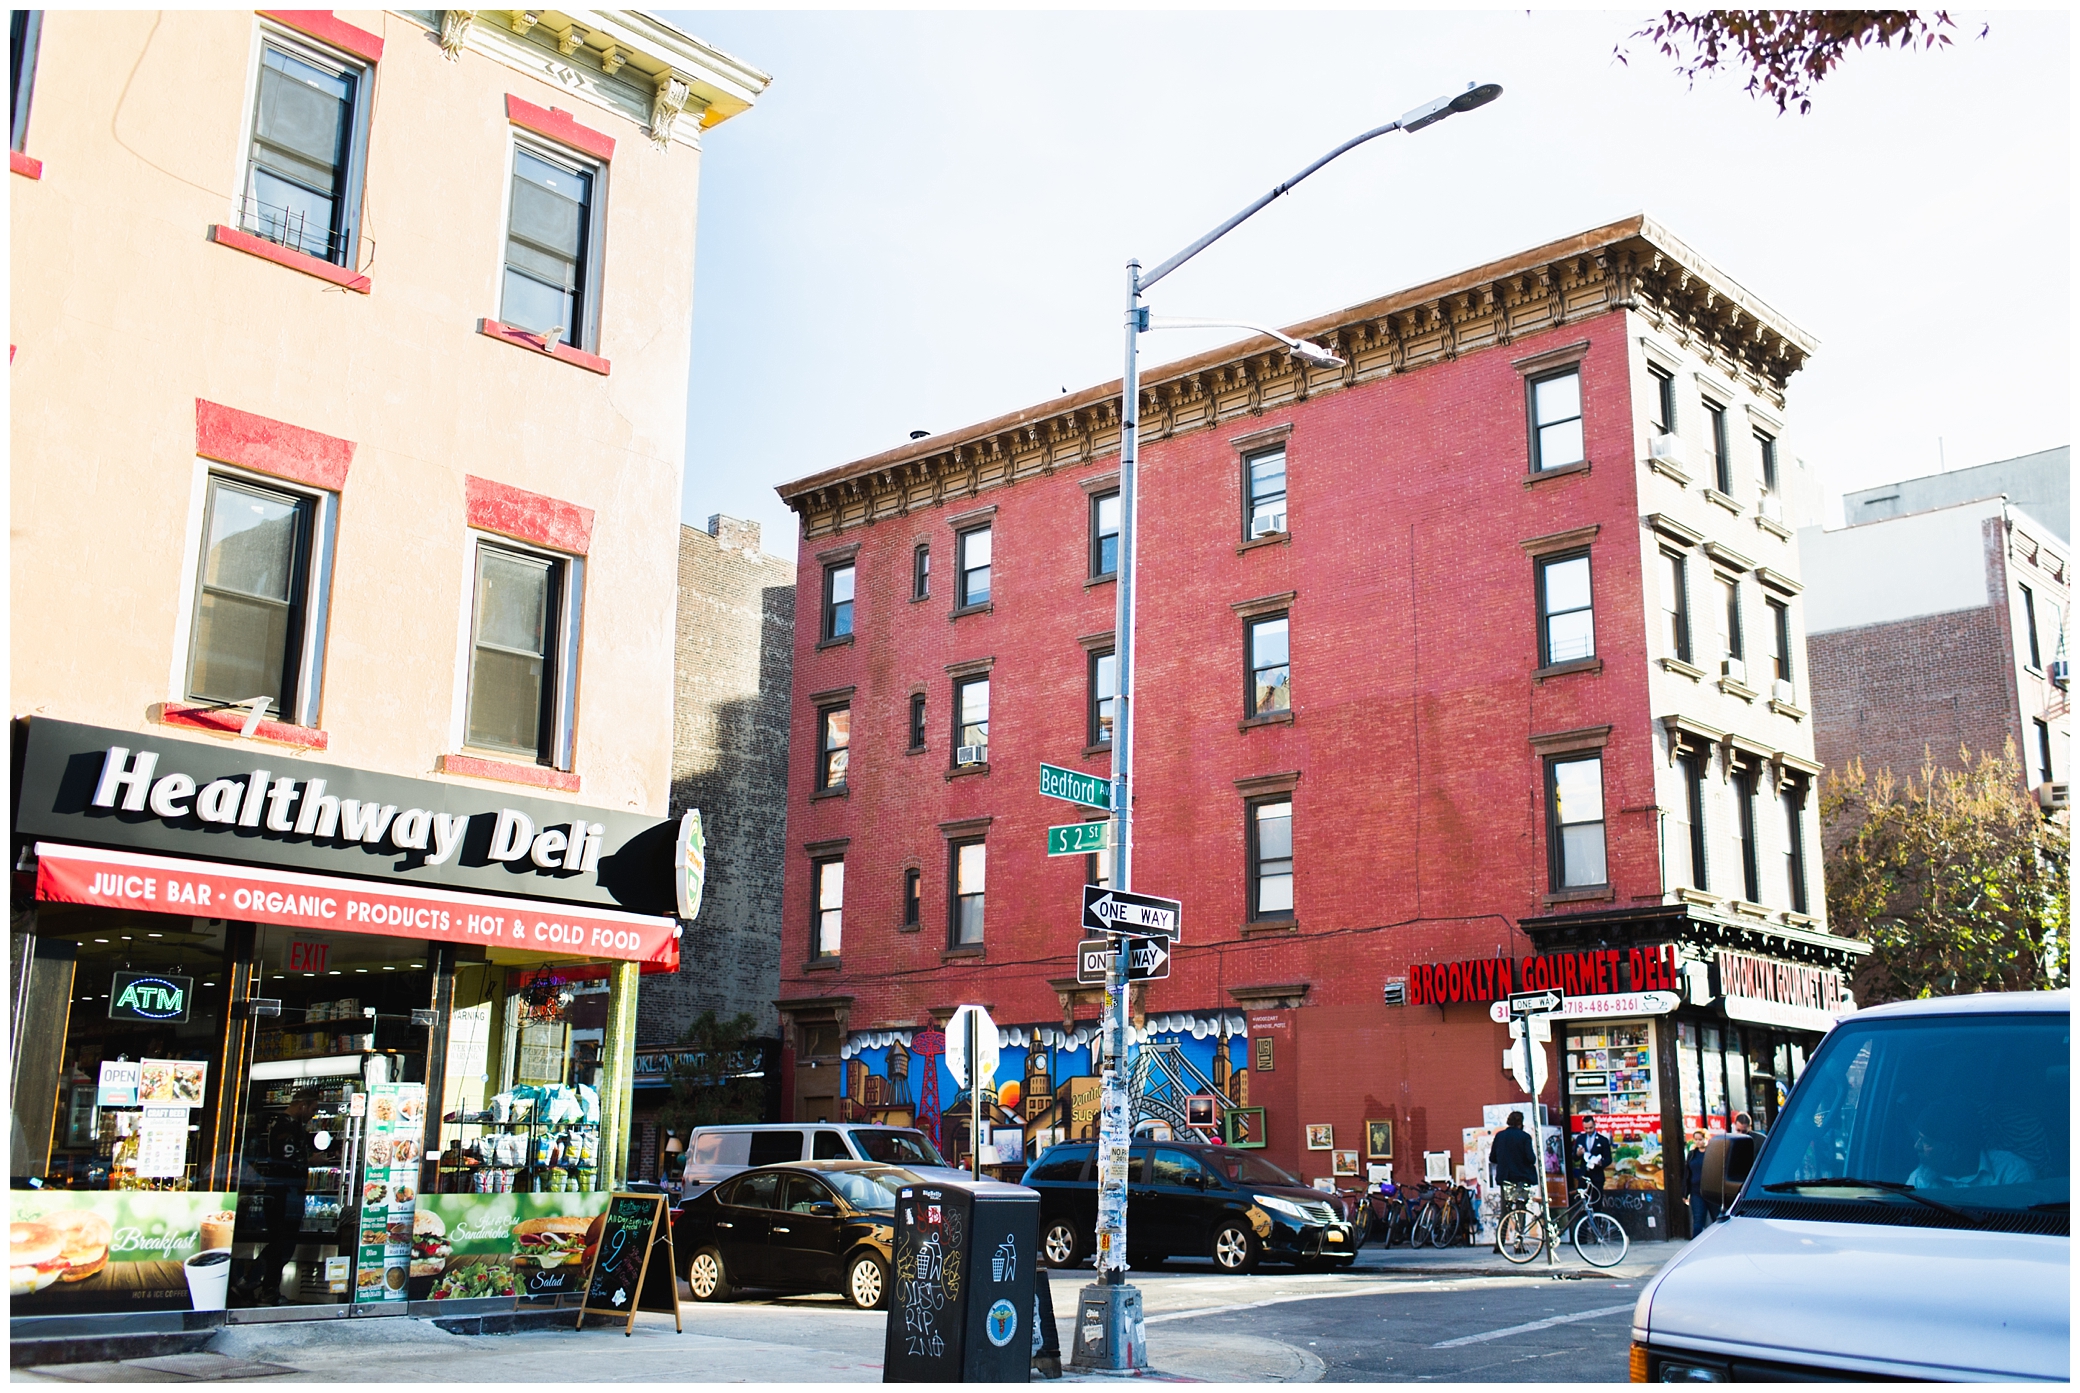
[1404,944,1682,1008]
[12,719,678,918]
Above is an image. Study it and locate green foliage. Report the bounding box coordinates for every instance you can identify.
[1822,742,2069,1005]
[1618,11,1987,115]
[656,1010,768,1136]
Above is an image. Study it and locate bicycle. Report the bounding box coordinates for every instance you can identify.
[1409,1180,1465,1248]
[1495,1182,1628,1268]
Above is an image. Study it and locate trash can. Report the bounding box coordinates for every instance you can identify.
[882,1177,1038,1383]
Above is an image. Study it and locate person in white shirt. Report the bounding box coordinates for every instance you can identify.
[1907,1108,2034,1190]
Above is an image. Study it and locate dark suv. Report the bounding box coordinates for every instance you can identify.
[1021,1140,1355,1273]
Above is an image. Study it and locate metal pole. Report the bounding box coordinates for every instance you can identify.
[970,1008,982,1181]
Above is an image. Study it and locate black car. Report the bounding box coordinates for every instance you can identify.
[674,1160,916,1309]
[1022,1140,1355,1273]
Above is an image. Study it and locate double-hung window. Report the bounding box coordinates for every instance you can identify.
[1647,365,1676,436]
[503,144,600,351]
[1249,799,1294,921]
[1546,755,1607,890]
[1089,649,1117,746]
[242,33,367,266]
[817,706,850,791]
[1781,778,1808,914]
[812,858,843,959]
[957,526,992,607]
[1537,552,1595,665]
[908,692,927,752]
[2031,719,2054,788]
[188,473,333,727]
[1246,614,1291,717]
[1734,764,1761,903]
[912,544,930,600]
[1717,575,1745,676]
[465,541,578,765]
[11,11,42,154]
[950,840,986,946]
[1661,550,1693,664]
[1703,399,1731,494]
[1675,753,1707,891]
[1529,370,1584,471]
[902,867,921,928]
[1755,430,1779,498]
[954,675,989,764]
[1092,491,1121,578]
[1244,448,1287,538]
[1767,599,1792,688]
[2019,584,2043,671]
[822,563,855,640]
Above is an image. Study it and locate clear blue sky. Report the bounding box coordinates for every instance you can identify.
[665,9,2070,560]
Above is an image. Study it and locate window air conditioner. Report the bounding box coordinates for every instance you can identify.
[1772,678,1796,704]
[2051,658,2070,691]
[2038,782,2070,811]
[1722,657,1747,684]
[1759,492,1785,523]
[956,745,984,766]
[1252,513,1287,539]
[1649,433,1685,464]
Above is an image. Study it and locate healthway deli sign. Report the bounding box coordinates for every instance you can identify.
[14,719,680,967]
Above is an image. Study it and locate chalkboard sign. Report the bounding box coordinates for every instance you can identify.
[576,1193,680,1335]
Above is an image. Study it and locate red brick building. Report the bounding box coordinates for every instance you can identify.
[772,216,1867,1242]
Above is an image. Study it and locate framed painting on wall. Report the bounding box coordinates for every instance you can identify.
[1223,1107,1266,1148]
[1305,1123,1333,1150]
[1332,1149,1359,1176]
[1366,1119,1394,1159]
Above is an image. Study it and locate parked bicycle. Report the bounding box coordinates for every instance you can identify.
[1409,1180,1468,1248]
[1495,1182,1628,1267]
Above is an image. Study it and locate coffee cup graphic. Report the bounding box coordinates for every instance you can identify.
[183,1249,233,1311]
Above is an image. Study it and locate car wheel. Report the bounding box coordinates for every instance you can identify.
[687,1246,734,1302]
[844,1251,889,1310]
[1210,1221,1258,1273]
[1041,1219,1082,1269]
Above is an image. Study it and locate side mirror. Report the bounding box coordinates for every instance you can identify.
[809,1201,838,1218]
[1699,1134,1759,1210]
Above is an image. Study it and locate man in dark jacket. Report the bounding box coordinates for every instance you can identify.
[1490,1111,1542,1254]
[1575,1121,1615,1205]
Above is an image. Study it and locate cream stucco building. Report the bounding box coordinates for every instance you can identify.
[8,9,769,1313]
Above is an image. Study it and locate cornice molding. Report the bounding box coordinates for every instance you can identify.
[778,216,1818,541]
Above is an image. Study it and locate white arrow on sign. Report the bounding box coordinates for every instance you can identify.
[1128,938,1169,977]
[1088,895,1177,935]
[1508,990,1564,1016]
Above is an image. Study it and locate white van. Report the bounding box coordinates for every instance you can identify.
[680,1123,967,1193]
[1631,990,2068,1382]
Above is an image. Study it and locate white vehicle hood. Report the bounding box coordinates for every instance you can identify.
[1637,1216,2069,1381]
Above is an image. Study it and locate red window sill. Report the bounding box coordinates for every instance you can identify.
[478,319,610,375]
[209,225,371,294]
[11,151,43,179]
[154,702,329,750]
[439,753,581,792]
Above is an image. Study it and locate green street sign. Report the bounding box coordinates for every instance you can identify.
[1039,762,1111,811]
[1047,821,1110,857]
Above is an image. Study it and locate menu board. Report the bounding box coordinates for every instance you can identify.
[414,1193,608,1302]
[576,1193,678,1333]
[133,1107,192,1179]
[353,1083,425,1304]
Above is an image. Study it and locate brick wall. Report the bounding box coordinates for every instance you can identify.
[637,516,795,1039]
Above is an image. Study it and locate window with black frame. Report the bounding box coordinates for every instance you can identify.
[242,37,363,265]
[953,676,988,764]
[1546,755,1607,890]
[503,146,595,350]
[466,543,562,761]
[812,858,843,958]
[822,563,854,640]
[817,706,850,790]
[1089,649,1117,746]
[1780,776,1808,913]
[1244,448,1287,539]
[1647,364,1675,436]
[1703,400,1731,493]
[912,543,929,600]
[1661,550,1692,664]
[1537,552,1595,665]
[902,867,921,928]
[11,11,42,153]
[908,692,926,752]
[188,475,319,719]
[1529,369,1584,471]
[1248,799,1294,921]
[957,527,991,607]
[1092,492,1120,578]
[1246,614,1290,717]
[1734,762,1761,902]
[949,840,985,946]
[1677,753,1707,890]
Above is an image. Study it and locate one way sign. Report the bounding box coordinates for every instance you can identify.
[1081,885,1183,940]
[1075,935,1172,984]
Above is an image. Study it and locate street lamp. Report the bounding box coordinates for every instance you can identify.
[1076,80,1503,1374]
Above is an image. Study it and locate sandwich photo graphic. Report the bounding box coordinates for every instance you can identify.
[410,1210,451,1278]
[11,1221,72,1295]
[49,1211,112,1283]
[510,1214,602,1270]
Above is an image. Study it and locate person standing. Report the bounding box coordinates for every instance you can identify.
[1489,1110,1542,1253]
[1685,1129,1711,1237]
[1574,1119,1614,1206]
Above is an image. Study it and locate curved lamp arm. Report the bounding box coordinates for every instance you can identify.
[1146,315,1344,369]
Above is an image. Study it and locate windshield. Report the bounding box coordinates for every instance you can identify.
[1747,1011,2068,1214]
[824,1169,905,1212]
[854,1129,947,1167]
[1206,1152,1304,1188]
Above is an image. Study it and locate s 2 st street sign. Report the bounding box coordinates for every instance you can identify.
[1046,821,1109,857]
[1039,763,1111,812]
[1075,936,1171,985]
[1081,885,1181,939]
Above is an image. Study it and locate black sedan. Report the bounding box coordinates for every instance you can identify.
[1022,1140,1355,1273]
[674,1160,916,1310]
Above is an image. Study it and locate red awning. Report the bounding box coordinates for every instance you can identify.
[33,841,680,973]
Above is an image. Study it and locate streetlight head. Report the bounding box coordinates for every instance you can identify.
[1290,340,1345,370]
[1450,82,1503,114]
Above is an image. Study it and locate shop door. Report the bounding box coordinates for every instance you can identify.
[767,1173,844,1290]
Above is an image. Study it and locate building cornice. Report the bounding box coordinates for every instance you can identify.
[777,215,1818,540]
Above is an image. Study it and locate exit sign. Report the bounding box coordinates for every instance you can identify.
[287,939,330,974]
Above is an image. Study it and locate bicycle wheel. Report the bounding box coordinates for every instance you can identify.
[1572,1211,1629,1268]
[1410,1204,1438,1248]
[1495,1208,1545,1264]
[1435,1196,1463,1247]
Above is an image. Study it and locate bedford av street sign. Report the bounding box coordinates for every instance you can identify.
[1047,822,1109,857]
[1081,885,1181,939]
[1039,763,1111,812]
[1075,936,1171,985]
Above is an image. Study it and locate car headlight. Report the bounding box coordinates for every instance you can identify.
[1657,1359,1729,1382]
[1251,1194,1313,1224]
